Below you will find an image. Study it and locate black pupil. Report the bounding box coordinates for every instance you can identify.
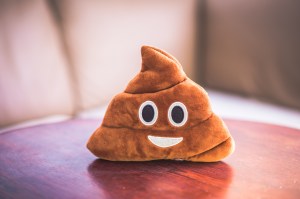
[171,106,184,124]
[142,105,154,122]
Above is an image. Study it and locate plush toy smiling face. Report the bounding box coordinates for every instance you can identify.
[87,46,235,162]
[143,101,187,148]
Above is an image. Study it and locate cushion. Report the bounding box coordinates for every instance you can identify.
[52,0,197,110]
[203,0,300,109]
[0,0,73,127]
[87,46,235,162]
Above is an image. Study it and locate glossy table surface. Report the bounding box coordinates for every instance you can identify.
[0,119,299,199]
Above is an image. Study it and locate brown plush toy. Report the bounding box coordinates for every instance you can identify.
[87,46,235,162]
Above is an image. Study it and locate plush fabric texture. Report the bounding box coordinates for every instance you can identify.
[87,46,235,162]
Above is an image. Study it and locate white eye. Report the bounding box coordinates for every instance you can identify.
[139,101,158,126]
[168,102,188,127]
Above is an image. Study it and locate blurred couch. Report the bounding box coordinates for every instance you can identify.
[1,0,300,128]
[0,0,197,127]
[201,0,300,110]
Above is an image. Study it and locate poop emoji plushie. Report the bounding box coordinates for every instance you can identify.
[87,46,235,162]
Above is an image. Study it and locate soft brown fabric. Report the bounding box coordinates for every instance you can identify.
[125,46,186,94]
[87,46,235,162]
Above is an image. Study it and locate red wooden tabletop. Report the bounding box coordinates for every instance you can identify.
[0,119,299,199]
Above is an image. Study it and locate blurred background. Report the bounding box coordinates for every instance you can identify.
[0,0,300,132]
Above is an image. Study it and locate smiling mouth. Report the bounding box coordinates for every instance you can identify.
[147,135,183,148]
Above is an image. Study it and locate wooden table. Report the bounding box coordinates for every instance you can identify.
[0,119,299,199]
